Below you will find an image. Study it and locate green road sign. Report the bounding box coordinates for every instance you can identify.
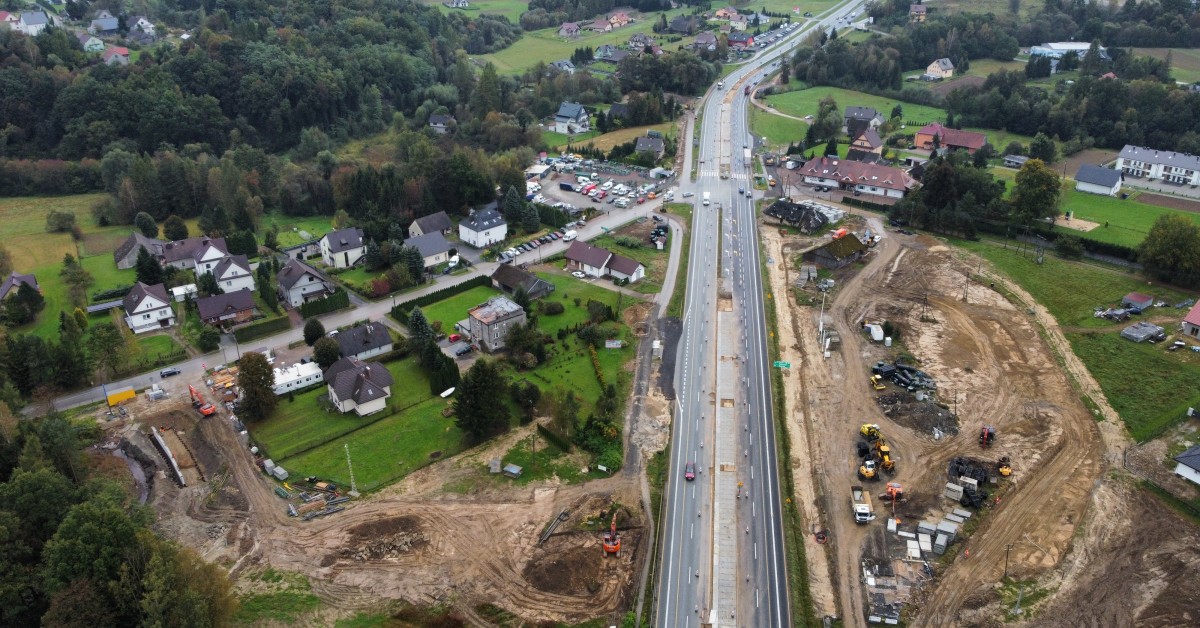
[773,361,791,368]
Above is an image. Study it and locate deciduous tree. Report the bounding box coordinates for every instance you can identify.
[454,359,509,440]
[1139,214,1200,287]
[237,352,277,421]
[162,215,188,241]
[313,336,341,369]
[303,319,326,346]
[1011,158,1061,227]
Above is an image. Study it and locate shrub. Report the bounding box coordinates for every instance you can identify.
[299,289,350,318]
[233,316,292,342]
[542,301,565,315]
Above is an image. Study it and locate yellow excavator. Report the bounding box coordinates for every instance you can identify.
[860,424,882,441]
[858,457,879,480]
[998,456,1013,477]
[870,375,887,390]
[874,439,896,474]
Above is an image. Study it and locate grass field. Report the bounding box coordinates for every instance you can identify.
[925,0,1034,18]
[664,202,693,318]
[421,0,526,23]
[0,194,105,270]
[542,129,602,151]
[418,285,501,330]
[570,123,673,152]
[262,213,334,248]
[1133,48,1200,84]
[590,219,671,294]
[750,106,808,149]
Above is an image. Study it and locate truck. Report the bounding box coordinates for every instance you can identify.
[702,192,711,205]
[851,485,875,523]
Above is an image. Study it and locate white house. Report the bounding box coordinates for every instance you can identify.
[800,157,917,199]
[1074,164,1122,196]
[276,258,336,308]
[564,241,612,278]
[553,102,590,134]
[17,12,49,37]
[1115,145,1200,186]
[130,15,156,36]
[325,357,394,416]
[550,60,577,75]
[403,232,453,268]
[320,227,367,269]
[607,253,645,283]
[1174,444,1200,486]
[272,362,324,395]
[335,323,393,360]
[122,282,176,334]
[170,284,198,302]
[409,211,453,237]
[458,208,507,248]
[207,254,256,293]
[1183,301,1200,339]
[925,58,955,80]
[162,236,228,270]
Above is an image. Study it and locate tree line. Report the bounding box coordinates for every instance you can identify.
[520,0,672,31]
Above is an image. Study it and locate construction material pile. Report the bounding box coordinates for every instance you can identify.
[875,392,960,435]
[342,529,428,560]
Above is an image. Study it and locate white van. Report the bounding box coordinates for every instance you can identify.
[702,192,711,205]
[562,230,578,241]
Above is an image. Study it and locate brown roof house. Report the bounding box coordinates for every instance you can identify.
[491,264,555,299]
[324,357,393,416]
[565,241,613,278]
[161,236,228,270]
[196,288,256,326]
[467,296,527,353]
[607,253,645,283]
[803,235,867,269]
[914,123,987,154]
[276,258,336,308]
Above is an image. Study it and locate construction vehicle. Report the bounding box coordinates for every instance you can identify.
[858,457,879,481]
[860,424,882,441]
[869,375,886,390]
[602,511,621,556]
[188,385,215,416]
[873,440,896,474]
[980,425,997,448]
[851,485,875,523]
[880,482,906,503]
[998,456,1013,477]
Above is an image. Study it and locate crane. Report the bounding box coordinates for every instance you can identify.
[601,511,621,556]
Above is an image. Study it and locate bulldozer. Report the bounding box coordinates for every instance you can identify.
[858,458,879,481]
[980,425,997,448]
[997,456,1013,477]
[873,440,896,474]
[601,511,621,557]
[860,424,882,441]
[869,375,887,390]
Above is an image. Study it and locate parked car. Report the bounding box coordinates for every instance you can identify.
[454,345,473,357]
[572,271,587,279]
[682,191,694,197]
[449,334,461,342]
[160,367,181,378]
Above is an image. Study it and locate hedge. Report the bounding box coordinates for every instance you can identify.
[299,288,350,318]
[974,219,1138,261]
[536,423,573,452]
[233,316,293,342]
[389,275,491,322]
[92,284,134,302]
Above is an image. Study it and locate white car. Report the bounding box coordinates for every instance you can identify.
[601,181,614,190]
[572,271,587,279]
[682,191,694,197]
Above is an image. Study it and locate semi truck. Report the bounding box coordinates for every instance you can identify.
[702,192,711,205]
[851,485,875,523]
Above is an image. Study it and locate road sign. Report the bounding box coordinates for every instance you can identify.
[773,361,791,368]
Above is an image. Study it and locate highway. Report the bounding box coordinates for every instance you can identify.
[655,3,865,626]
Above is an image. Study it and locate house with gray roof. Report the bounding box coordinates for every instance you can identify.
[1074,164,1122,196]
[1115,144,1200,186]
[403,232,453,269]
[1173,444,1200,486]
[458,208,507,248]
[319,227,366,269]
[161,236,227,270]
[635,136,666,160]
[844,106,883,136]
[550,60,576,75]
[207,254,255,293]
[89,16,119,36]
[196,288,256,326]
[276,258,335,308]
[409,211,453,237]
[428,113,455,134]
[0,271,39,301]
[335,322,393,360]
[122,282,175,334]
[77,32,104,52]
[467,296,527,353]
[553,102,590,134]
[324,357,394,416]
[17,12,48,37]
[113,232,165,269]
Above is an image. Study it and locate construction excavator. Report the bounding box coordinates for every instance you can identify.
[998,456,1013,477]
[601,511,621,557]
[873,439,896,474]
[189,385,216,417]
[880,482,906,503]
[860,424,882,441]
[869,375,887,390]
[980,425,997,448]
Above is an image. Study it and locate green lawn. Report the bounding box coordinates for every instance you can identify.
[418,285,503,331]
[136,333,182,356]
[534,271,637,334]
[590,221,670,294]
[542,129,602,150]
[0,194,105,270]
[750,106,808,150]
[664,202,693,318]
[261,213,334,248]
[421,0,527,22]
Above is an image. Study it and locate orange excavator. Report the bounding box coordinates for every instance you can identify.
[602,511,621,557]
[189,385,216,416]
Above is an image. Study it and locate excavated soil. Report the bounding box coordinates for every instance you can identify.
[875,392,960,435]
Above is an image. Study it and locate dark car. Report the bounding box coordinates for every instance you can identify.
[454,345,474,357]
[159,366,182,378]
[684,462,696,481]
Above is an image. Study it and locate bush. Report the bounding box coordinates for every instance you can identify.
[299,289,350,318]
[233,316,292,342]
[614,235,642,249]
[197,326,221,352]
[541,301,565,315]
[91,284,134,302]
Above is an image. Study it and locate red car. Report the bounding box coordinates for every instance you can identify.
[449,334,461,342]
[684,462,696,481]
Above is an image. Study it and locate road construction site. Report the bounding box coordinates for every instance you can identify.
[762,210,1200,625]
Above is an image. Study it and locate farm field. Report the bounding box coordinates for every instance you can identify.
[421,0,526,23]
[563,122,673,153]
[923,0,1037,18]
[1133,48,1200,84]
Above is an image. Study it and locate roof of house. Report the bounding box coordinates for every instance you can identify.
[815,235,867,260]
[77,32,98,43]
[918,123,987,150]
[491,264,554,296]
[560,21,579,32]
[0,271,39,300]
[460,208,506,232]
[1004,155,1030,165]
[0,11,15,21]
[910,3,927,12]
[608,103,631,118]
[213,254,251,278]
[91,17,119,30]
[1123,292,1153,305]
[21,11,48,26]
[122,281,169,315]
[322,227,365,253]
[695,32,718,45]
[413,211,452,234]
[325,357,394,405]
[607,253,643,276]
[728,32,754,43]
[555,101,586,120]
[1175,444,1200,472]
[1119,144,1200,171]
[846,149,885,164]
[429,113,455,126]
[932,58,955,71]
[114,232,164,264]
[403,232,452,259]
[469,296,524,325]
[845,106,880,121]
[162,236,227,263]
[1185,301,1200,327]
[196,288,255,320]
[565,240,613,268]
[551,60,576,71]
[336,323,392,357]
[591,18,609,29]
[852,128,883,149]
[1076,164,1121,188]
[103,47,130,61]
[801,157,918,192]
[276,258,330,289]
[635,136,665,154]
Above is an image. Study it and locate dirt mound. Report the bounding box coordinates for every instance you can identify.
[524,539,606,595]
[346,516,422,543]
[875,392,960,435]
[341,529,428,561]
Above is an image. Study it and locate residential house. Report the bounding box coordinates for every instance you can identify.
[844,106,883,137]
[1173,444,1200,486]
[914,123,987,154]
[553,101,590,134]
[848,129,883,155]
[609,12,631,27]
[713,7,738,19]
[445,0,470,7]
[1115,145,1200,186]
[491,264,555,299]
[403,232,453,269]
[161,236,228,270]
[0,12,19,29]
[590,18,611,32]
[1182,301,1200,339]
[925,58,955,79]
[719,23,732,35]
[319,227,367,268]
[113,232,165,269]
[635,136,666,160]
[595,44,619,59]
[608,49,630,62]
[0,271,38,301]
[730,14,748,31]
[324,357,393,416]
[550,59,577,75]
[1003,155,1029,168]
[467,296,527,353]
[76,32,104,52]
[607,254,645,283]
[196,288,256,326]
[608,102,631,121]
[909,4,927,22]
[103,47,130,66]
[191,240,235,277]
[94,9,114,19]
[170,284,198,302]
[428,113,455,134]
[628,33,655,49]
[17,11,49,37]
[129,15,155,36]
[89,16,120,36]
[558,22,580,38]
[668,15,699,35]
[1074,164,1122,196]
[336,322,394,360]
[409,211,453,237]
[1029,41,1107,61]
[276,258,336,308]
[205,254,255,294]
[804,235,867,269]
[122,282,175,334]
[800,157,918,199]
[565,240,612,277]
[692,32,718,51]
[727,33,754,49]
[272,362,323,395]
[458,208,507,248]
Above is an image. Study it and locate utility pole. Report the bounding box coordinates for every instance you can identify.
[1003,543,1015,579]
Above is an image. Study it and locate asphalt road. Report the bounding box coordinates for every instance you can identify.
[655,3,865,626]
